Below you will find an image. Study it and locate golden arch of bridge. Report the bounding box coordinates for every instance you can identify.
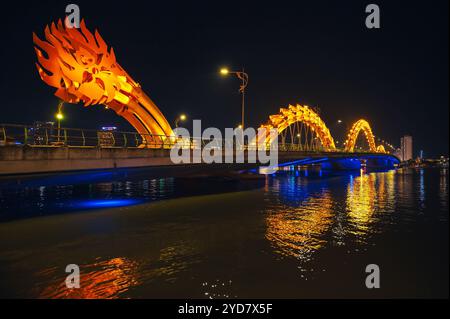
[33,20,387,154]
[256,104,387,154]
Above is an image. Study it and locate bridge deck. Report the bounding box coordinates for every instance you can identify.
[0,145,399,176]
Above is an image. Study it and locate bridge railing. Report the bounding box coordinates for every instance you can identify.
[0,124,178,149]
[0,124,261,150]
[0,123,379,154]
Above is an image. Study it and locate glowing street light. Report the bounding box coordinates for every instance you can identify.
[219,67,249,130]
[175,114,187,128]
[55,100,64,143]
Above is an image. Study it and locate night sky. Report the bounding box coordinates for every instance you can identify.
[1,0,448,156]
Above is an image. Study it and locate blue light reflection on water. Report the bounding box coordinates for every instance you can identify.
[75,199,143,209]
[0,171,264,222]
[0,161,399,223]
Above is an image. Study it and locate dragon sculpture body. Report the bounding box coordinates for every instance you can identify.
[33,19,173,146]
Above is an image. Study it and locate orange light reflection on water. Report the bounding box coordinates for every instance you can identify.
[39,257,139,299]
[265,170,397,260]
[265,191,334,260]
[346,171,395,238]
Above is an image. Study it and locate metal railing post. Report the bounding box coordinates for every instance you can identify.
[1,127,6,145]
[23,127,28,145]
[81,130,86,146]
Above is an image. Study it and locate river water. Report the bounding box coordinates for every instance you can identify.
[0,167,448,298]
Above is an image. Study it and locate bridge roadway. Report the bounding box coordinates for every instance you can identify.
[0,145,399,176]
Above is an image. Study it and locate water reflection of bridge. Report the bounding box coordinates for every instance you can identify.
[265,169,397,261]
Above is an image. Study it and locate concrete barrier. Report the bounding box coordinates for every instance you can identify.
[0,146,175,175]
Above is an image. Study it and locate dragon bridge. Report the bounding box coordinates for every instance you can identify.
[32,20,390,154]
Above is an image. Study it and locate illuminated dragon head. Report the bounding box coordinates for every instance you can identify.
[33,19,173,140]
[33,19,136,106]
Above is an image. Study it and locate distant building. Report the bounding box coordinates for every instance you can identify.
[400,135,413,161]
[29,121,55,145]
[394,148,402,160]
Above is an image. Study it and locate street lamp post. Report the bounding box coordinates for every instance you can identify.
[220,68,249,130]
[175,114,187,128]
[55,100,64,143]
[335,119,344,150]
